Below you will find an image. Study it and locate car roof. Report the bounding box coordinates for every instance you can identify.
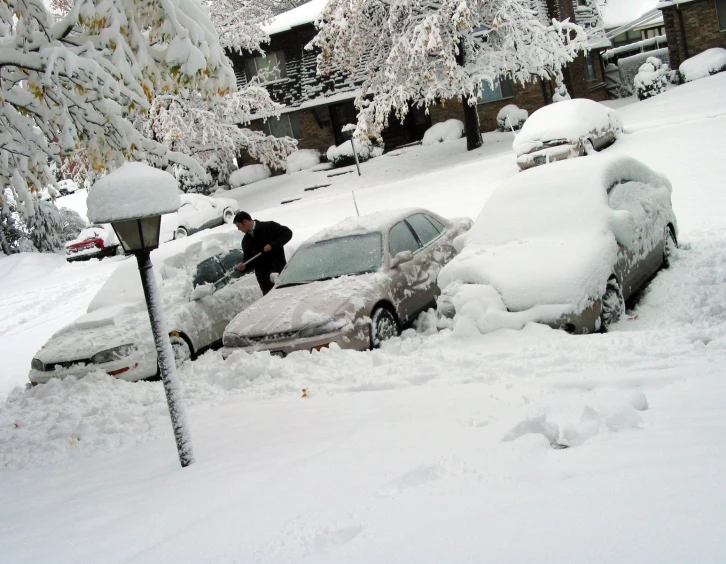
[304,208,441,245]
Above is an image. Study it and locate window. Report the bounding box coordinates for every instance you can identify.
[717,0,726,32]
[584,52,597,81]
[388,222,420,257]
[478,76,514,104]
[262,113,303,139]
[405,214,441,246]
[244,51,287,83]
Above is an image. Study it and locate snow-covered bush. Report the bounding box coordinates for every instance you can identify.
[229,165,272,187]
[618,48,670,96]
[27,201,65,253]
[634,57,670,100]
[327,140,380,168]
[59,209,88,243]
[422,120,465,145]
[679,48,726,83]
[286,150,321,174]
[496,106,529,131]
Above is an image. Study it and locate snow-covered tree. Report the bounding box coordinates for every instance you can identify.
[311,0,589,150]
[137,0,298,192]
[1,0,235,217]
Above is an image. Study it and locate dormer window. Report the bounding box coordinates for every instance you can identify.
[245,51,287,84]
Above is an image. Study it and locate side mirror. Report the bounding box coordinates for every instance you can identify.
[390,250,413,268]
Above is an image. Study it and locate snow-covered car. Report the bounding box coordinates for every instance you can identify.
[56,179,80,196]
[29,232,262,384]
[513,99,622,171]
[65,224,120,262]
[221,209,472,357]
[437,154,678,334]
[161,194,239,241]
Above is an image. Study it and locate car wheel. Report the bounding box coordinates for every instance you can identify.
[370,307,399,348]
[170,334,192,368]
[223,208,235,224]
[663,227,677,268]
[600,277,624,332]
[174,226,188,239]
[584,139,596,155]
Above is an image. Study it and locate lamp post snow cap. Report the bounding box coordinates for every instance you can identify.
[87,162,181,224]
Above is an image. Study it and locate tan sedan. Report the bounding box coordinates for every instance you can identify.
[221,209,472,357]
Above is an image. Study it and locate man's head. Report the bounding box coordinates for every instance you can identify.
[233,211,254,233]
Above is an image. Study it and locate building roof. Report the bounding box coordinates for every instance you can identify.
[262,0,328,35]
[601,0,659,29]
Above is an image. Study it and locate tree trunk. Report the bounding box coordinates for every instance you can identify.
[462,98,483,151]
[456,39,483,151]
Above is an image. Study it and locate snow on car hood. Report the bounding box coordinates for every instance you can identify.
[438,154,672,316]
[512,99,623,156]
[225,273,388,338]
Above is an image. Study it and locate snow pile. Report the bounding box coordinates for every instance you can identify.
[552,82,571,102]
[634,57,670,100]
[229,164,271,187]
[285,149,321,174]
[87,163,181,223]
[422,120,465,145]
[437,154,674,331]
[679,48,726,83]
[496,105,528,131]
[327,140,381,167]
[513,99,623,157]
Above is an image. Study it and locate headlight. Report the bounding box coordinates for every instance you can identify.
[299,314,349,338]
[91,344,138,365]
[31,358,45,371]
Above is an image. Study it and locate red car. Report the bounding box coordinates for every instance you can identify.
[65,224,120,262]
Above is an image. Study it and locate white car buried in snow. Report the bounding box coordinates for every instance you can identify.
[513,98,622,171]
[437,154,678,335]
[161,194,240,241]
[29,232,262,384]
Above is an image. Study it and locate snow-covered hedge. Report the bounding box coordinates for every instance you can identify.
[618,48,670,96]
[679,48,726,83]
[422,120,465,146]
[327,140,382,168]
[496,105,528,131]
[634,57,670,100]
[229,164,271,187]
[285,150,321,174]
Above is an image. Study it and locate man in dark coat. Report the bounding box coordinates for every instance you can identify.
[233,211,293,295]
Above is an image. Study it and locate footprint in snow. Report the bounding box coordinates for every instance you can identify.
[377,464,444,498]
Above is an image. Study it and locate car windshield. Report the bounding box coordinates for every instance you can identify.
[277,232,383,287]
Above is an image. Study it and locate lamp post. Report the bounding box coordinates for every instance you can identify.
[87,162,194,468]
[342,123,361,176]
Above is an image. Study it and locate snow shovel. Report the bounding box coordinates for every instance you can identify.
[189,252,262,301]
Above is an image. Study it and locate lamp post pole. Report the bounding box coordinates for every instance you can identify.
[136,250,195,467]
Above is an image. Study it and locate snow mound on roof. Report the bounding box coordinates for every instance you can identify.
[87,163,180,223]
[513,99,622,157]
[422,120,464,146]
[229,165,271,187]
[679,48,726,83]
[438,154,672,317]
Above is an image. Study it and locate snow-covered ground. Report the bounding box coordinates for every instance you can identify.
[2,74,726,562]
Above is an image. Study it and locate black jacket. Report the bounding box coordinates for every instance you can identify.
[242,219,293,294]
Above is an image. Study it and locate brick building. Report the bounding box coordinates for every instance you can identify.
[658,0,726,70]
[228,0,610,159]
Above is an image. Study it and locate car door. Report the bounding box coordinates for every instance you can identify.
[193,195,220,230]
[607,181,663,300]
[387,220,423,322]
[178,199,198,232]
[403,213,456,313]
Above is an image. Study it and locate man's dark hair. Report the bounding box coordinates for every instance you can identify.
[233,211,252,224]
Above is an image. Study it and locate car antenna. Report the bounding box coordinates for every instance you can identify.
[352,191,360,217]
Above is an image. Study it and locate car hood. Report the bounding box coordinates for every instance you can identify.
[33,304,155,363]
[225,273,388,338]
